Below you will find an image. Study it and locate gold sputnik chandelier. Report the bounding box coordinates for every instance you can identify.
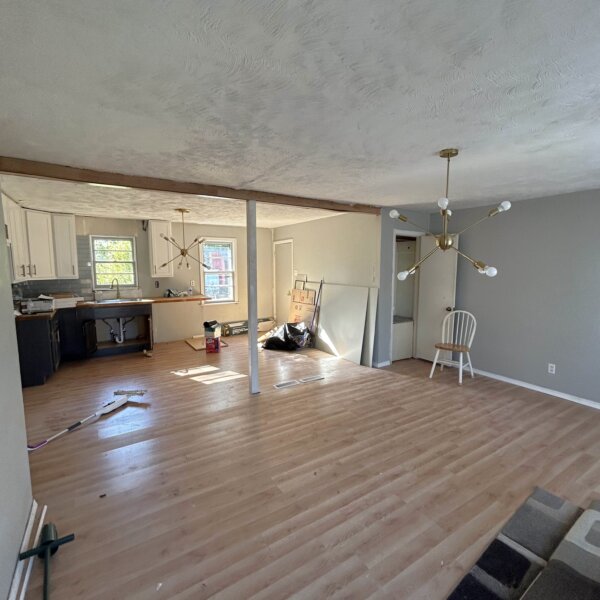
[160,208,211,270]
[391,148,511,281]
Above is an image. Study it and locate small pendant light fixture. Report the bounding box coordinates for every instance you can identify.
[391,148,511,281]
[159,208,211,270]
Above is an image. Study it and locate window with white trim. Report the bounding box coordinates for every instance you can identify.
[91,236,138,288]
[202,239,236,303]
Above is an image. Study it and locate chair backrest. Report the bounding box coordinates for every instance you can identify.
[441,310,477,349]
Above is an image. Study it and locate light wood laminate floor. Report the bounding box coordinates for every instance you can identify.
[23,338,600,599]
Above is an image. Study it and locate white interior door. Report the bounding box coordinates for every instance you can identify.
[415,235,458,361]
[274,240,293,324]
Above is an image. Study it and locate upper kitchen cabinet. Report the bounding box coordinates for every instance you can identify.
[148,220,173,277]
[25,209,56,279]
[2,195,30,282]
[52,213,78,278]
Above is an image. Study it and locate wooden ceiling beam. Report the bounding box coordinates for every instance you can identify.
[0,156,381,215]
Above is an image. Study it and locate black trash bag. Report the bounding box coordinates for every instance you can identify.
[263,322,312,351]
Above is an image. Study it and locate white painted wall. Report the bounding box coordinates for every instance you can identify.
[0,198,32,598]
[167,222,273,323]
[75,218,274,340]
[273,213,381,287]
[394,239,416,318]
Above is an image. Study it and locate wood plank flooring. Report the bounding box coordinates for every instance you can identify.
[22,338,600,599]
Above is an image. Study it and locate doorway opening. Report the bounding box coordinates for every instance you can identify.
[392,235,417,361]
[273,239,293,324]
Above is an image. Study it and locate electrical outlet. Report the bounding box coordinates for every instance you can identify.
[190,280,195,288]
[548,363,556,375]
[154,280,160,288]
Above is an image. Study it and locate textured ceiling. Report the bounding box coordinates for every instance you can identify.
[0,175,335,228]
[1,1,600,208]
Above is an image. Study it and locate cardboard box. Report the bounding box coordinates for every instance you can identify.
[288,301,316,325]
[222,321,247,336]
[204,324,222,338]
[206,337,220,353]
[291,288,316,305]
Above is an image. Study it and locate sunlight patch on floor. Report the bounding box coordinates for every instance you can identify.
[193,372,248,385]
[171,365,219,377]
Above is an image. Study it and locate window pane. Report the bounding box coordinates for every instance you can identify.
[204,272,233,301]
[92,236,137,287]
[94,250,133,262]
[96,273,135,286]
[93,239,133,252]
[95,262,135,274]
[203,242,233,271]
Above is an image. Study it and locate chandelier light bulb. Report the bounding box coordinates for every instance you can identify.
[395,149,507,283]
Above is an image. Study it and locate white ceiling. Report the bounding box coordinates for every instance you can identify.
[2,1,600,209]
[0,175,335,228]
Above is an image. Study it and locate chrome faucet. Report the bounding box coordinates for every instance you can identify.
[110,278,121,299]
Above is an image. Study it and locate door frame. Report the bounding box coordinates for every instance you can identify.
[272,239,294,322]
[391,228,424,362]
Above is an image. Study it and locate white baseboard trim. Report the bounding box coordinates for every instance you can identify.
[473,368,599,411]
[19,503,47,600]
[373,360,391,368]
[8,499,40,600]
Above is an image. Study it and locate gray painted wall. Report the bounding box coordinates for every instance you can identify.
[0,200,32,598]
[431,189,600,403]
[373,208,429,366]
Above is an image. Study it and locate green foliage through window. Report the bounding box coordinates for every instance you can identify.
[91,236,138,288]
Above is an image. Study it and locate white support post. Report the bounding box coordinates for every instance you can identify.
[246,200,260,394]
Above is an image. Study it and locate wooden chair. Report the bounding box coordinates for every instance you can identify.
[429,310,477,385]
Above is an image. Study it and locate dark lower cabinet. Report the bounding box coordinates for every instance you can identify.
[16,312,61,387]
[16,305,151,386]
[57,308,97,360]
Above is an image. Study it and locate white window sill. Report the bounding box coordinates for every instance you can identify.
[203,300,239,306]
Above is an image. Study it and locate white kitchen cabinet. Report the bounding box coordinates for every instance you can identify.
[148,220,173,277]
[25,210,56,280]
[52,213,78,278]
[2,195,30,282]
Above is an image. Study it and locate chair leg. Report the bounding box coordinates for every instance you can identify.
[467,352,474,378]
[458,353,463,385]
[429,350,440,379]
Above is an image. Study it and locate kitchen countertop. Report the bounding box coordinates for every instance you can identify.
[151,295,210,304]
[76,295,210,308]
[14,295,211,319]
[15,310,58,321]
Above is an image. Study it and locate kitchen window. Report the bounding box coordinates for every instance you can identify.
[91,236,138,288]
[201,239,237,303]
